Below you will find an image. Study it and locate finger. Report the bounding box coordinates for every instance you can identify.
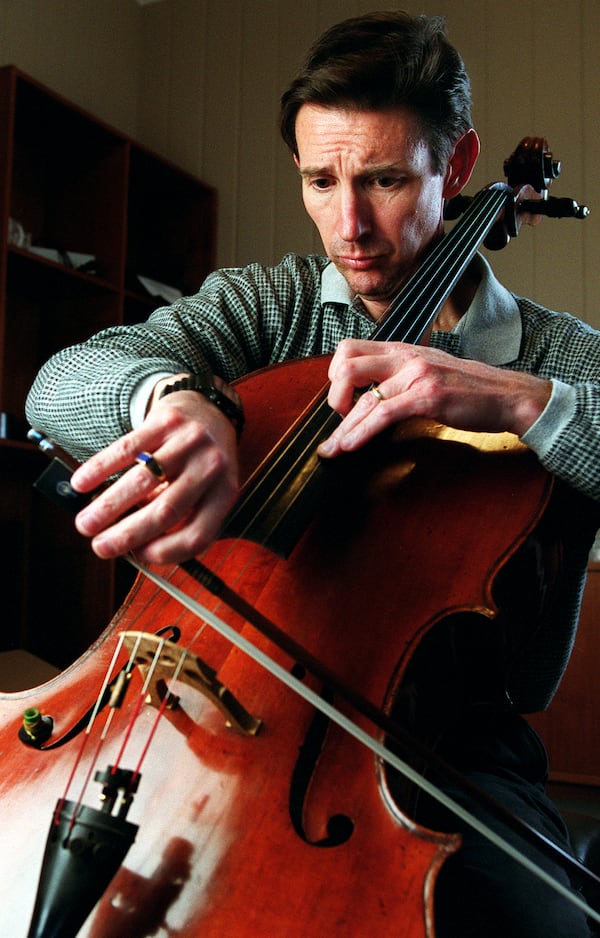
[82,472,204,559]
[71,438,147,492]
[89,470,236,564]
[131,494,231,564]
[75,459,169,537]
[319,385,390,456]
[327,347,404,414]
[71,420,176,492]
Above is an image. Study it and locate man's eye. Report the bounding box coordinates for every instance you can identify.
[374,176,399,188]
[311,177,332,190]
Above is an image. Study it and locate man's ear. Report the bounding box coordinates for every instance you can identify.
[442,128,480,199]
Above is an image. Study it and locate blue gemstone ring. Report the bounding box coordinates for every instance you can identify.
[135,451,166,482]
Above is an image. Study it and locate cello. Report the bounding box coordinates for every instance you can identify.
[5,140,598,936]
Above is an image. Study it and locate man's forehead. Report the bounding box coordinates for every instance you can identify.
[294,104,430,172]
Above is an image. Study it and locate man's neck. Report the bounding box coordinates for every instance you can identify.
[433,261,481,332]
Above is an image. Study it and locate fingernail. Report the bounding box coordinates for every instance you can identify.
[91,534,113,559]
[318,437,336,457]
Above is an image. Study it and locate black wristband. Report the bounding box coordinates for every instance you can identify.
[158,375,244,436]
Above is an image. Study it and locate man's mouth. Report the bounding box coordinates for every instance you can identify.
[338,254,383,270]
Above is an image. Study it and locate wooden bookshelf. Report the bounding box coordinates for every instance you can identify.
[0,65,216,670]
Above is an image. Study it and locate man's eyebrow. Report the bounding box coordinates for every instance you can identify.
[296,165,328,177]
[362,163,406,176]
[297,162,405,178]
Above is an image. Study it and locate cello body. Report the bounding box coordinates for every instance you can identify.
[0,356,554,937]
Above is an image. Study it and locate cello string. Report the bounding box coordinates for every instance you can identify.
[56,621,187,817]
[118,626,200,781]
[62,632,149,828]
[108,633,170,773]
[127,554,600,927]
[130,682,177,781]
[56,632,130,822]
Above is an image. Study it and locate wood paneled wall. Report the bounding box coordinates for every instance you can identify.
[1,0,598,326]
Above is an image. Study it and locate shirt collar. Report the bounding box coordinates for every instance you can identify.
[451,254,522,364]
[321,260,354,305]
[320,253,522,365]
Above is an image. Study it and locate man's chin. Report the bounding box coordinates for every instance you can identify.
[334,263,381,293]
[342,272,400,306]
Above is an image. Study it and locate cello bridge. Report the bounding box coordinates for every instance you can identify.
[121,631,262,736]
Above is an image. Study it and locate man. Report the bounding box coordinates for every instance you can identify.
[26,11,600,936]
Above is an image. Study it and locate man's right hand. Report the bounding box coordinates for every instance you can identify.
[71,387,240,565]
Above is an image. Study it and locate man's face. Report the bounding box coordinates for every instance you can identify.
[295,104,449,321]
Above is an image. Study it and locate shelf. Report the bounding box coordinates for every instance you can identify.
[0,64,216,669]
[8,244,119,294]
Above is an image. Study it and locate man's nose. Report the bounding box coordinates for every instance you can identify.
[338,187,372,242]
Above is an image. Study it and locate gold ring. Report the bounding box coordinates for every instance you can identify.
[135,451,166,481]
[371,385,385,402]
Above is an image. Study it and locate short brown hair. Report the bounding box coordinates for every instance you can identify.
[279,11,472,175]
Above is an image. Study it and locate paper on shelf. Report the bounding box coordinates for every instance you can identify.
[28,247,96,270]
[137,276,182,304]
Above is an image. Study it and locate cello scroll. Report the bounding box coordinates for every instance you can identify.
[445,136,589,250]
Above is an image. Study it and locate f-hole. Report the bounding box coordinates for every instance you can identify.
[288,668,354,847]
